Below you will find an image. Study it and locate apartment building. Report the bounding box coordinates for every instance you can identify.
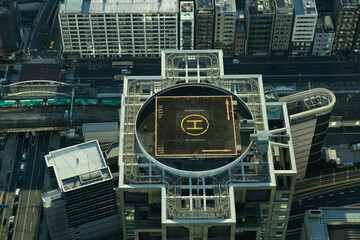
[279,89,336,178]
[180,1,195,50]
[58,0,178,58]
[195,0,215,49]
[332,0,360,53]
[291,0,317,55]
[272,0,293,52]
[214,0,237,55]
[42,140,121,240]
[245,0,275,55]
[118,49,298,240]
[312,16,335,56]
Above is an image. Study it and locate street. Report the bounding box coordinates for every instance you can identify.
[0,133,53,240]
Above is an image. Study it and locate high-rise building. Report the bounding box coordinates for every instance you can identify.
[332,0,360,53]
[312,16,335,56]
[119,49,298,240]
[214,0,237,55]
[234,11,246,56]
[180,1,195,50]
[0,0,23,58]
[279,89,336,178]
[58,0,178,58]
[245,0,275,55]
[42,140,121,240]
[301,207,360,240]
[272,0,293,52]
[195,0,215,49]
[291,0,317,55]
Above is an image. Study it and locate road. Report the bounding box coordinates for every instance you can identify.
[0,133,51,240]
[13,133,50,240]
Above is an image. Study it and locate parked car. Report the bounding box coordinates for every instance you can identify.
[232,59,239,64]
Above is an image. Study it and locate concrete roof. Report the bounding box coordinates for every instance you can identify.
[45,140,112,192]
[82,122,118,133]
[60,0,178,14]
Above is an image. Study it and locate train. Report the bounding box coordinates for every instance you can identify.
[0,98,121,108]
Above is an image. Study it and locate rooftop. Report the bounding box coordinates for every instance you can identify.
[215,0,237,13]
[45,140,112,192]
[294,0,317,15]
[247,0,274,14]
[59,0,178,14]
[196,0,214,9]
[304,208,360,240]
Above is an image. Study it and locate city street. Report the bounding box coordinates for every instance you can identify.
[0,133,53,240]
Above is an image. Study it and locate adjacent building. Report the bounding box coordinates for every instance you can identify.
[332,0,360,53]
[179,1,195,50]
[279,89,336,178]
[0,0,23,59]
[312,16,335,56]
[58,0,178,58]
[272,0,294,52]
[234,11,246,56]
[195,0,215,49]
[119,49,298,240]
[42,140,121,240]
[291,0,317,55]
[214,0,237,55]
[245,0,275,55]
[301,207,360,240]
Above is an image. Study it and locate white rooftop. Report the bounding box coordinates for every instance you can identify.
[45,140,112,191]
[59,0,178,14]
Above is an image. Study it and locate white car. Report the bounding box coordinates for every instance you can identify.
[15,188,20,196]
[9,216,15,224]
[232,59,240,64]
[22,152,27,160]
[20,162,25,171]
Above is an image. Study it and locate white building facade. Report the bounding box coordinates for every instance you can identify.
[58,0,179,58]
[291,0,317,55]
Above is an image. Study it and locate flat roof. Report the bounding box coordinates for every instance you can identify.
[45,140,112,192]
[155,95,237,157]
[305,208,360,240]
[82,122,118,133]
[60,0,178,14]
[294,0,317,15]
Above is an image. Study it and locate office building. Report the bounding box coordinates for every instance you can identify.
[234,11,246,56]
[301,207,360,240]
[58,0,178,58]
[0,0,23,58]
[42,140,121,240]
[279,89,336,178]
[118,49,298,240]
[245,0,275,55]
[214,0,237,55]
[312,16,335,56]
[291,0,317,55]
[195,0,215,49]
[180,1,195,50]
[272,0,293,52]
[332,0,360,53]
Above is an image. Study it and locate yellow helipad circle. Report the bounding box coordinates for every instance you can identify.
[181,114,209,136]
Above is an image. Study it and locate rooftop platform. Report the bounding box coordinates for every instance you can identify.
[45,140,112,192]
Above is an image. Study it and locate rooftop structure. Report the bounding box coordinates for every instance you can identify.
[312,16,335,56]
[118,50,298,239]
[301,207,360,240]
[294,0,317,14]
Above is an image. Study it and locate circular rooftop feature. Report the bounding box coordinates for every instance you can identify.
[135,83,254,177]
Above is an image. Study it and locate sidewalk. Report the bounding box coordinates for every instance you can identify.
[0,134,17,193]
